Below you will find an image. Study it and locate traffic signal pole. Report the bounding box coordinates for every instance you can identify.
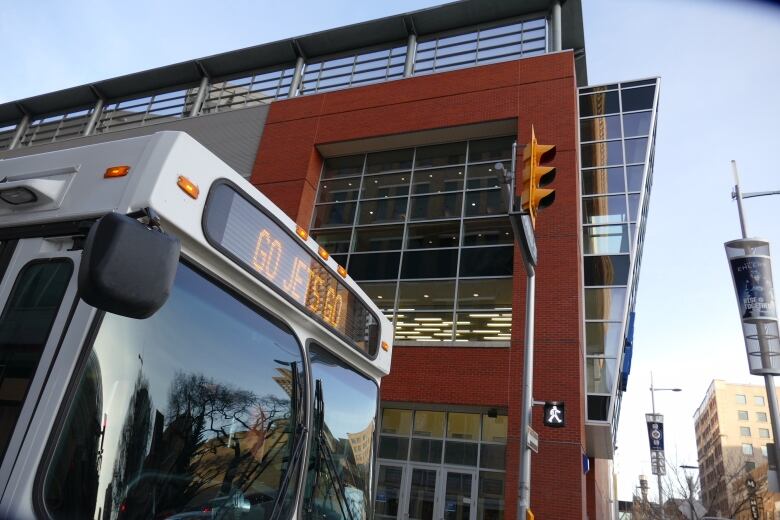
[517,265,535,520]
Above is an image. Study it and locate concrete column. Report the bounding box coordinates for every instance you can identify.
[404,33,417,77]
[551,0,563,52]
[189,76,210,117]
[8,114,30,150]
[288,56,305,98]
[83,98,105,136]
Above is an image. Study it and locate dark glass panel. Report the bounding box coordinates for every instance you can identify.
[466,163,502,190]
[312,229,352,254]
[468,136,514,163]
[579,84,618,94]
[579,91,620,117]
[398,280,456,311]
[622,111,652,137]
[415,142,467,169]
[587,395,611,421]
[349,252,401,281]
[313,202,356,228]
[478,471,505,520]
[628,194,640,222]
[584,255,630,286]
[583,224,630,255]
[586,322,622,357]
[464,190,505,217]
[479,444,506,470]
[401,250,458,279]
[362,172,411,199]
[585,287,627,321]
[378,436,409,460]
[410,193,463,221]
[582,195,628,225]
[580,141,624,168]
[580,115,621,142]
[625,138,648,164]
[358,197,408,225]
[459,246,513,277]
[462,218,513,246]
[322,155,364,178]
[317,177,359,203]
[444,441,478,466]
[406,221,460,249]
[621,86,655,112]
[581,167,625,195]
[456,278,512,309]
[375,465,404,519]
[410,439,443,463]
[626,165,645,192]
[587,357,616,393]
[359,282,397,312]
[621,79,656,88]
[354,225,403,251]
[412,166,465,194]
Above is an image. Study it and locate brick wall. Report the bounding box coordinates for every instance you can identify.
[252,51,587,519]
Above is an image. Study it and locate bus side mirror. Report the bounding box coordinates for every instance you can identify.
[78,212,180,319]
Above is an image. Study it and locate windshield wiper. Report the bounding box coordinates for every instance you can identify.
[269,361,307,520]
[309,379,356,520]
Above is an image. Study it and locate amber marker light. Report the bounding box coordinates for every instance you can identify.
[177,176,199,199]
[381,341,390,352]
[337,265,348,278]
[104,165,130,178]
[295,227,309,241]
[318,247,330,261]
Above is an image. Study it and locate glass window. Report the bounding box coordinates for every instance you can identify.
[312,229,352,254]
[307,344,378,520]
[313,202,356,228]
[457,278,512,310]
[625,138,648,164]
[740,426,751,436]
[626,165,645,192]
[395,313,455,342]
[401,249,458,279]
[582,167,625,195]
[414,410,445,437]
[359,197,408,225]
[581,141,624,168]
[366,149,414,174]
[460,246,513,278]
[398,280,456,311]
[375,465,404,519]
[406,221,460,249]
[762,445,769,457]
[621,86,656,112]
[349,252,400,281]
[579,91,620,117]
[757,412,768,422]
[415,142,467,169]
[444,441,478,466]
[742,443,753,456]
[584,255,630,286]
[746,461,756,471]
[582,195,628,225]
[587,358,616,393]
[580,115,621,142]
[760,428,770,438]
[468,136,514,163]
[360,282,396,312]
[586,322,622,357]
[362,172,411,199]
[755,395,765,406]
[462,218,513,246]
[382,409,412,435]
[0,260,72,462]
[455,312,511,342]
[585,287,627,321]
[583,224,630,255]
[410,193,463,221]
[478,471,505,520]
[413,166,465,194]
[623,111,652,137]
[44,263,304,520]
[466,163,502,190]
[354,226,403,251]
[378,436,409,460]
[736,394,747,404]
[323,155,364,178]
[739,410,749,420]
[479,444,506,470]
[317,177,360,203]
[465,190,505,217]
[482,415,508,442]
[587,395,610,421]
[410,439,443,463]
[447,412,480,440]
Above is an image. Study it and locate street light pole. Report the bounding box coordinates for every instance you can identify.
[649,373,682,520]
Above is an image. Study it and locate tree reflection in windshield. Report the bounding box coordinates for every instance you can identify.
[43,264,305,520]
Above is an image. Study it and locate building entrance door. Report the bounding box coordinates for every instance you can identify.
[376,464,406,520]
[441,469,476,520]
[406,467,440,520]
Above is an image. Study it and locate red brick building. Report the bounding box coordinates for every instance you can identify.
[0,1,659,518]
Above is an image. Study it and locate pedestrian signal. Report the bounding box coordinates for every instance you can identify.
[543,401,565,428]
[520,126,556,227]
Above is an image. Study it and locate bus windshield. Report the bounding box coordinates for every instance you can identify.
[43,263,305,520]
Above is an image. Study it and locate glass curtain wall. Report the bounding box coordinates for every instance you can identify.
[310,137,515,344]
[579,79,659,421]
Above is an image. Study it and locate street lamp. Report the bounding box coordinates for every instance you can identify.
[649,372,682,520]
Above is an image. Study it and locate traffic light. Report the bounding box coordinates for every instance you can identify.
[520,126,556,226]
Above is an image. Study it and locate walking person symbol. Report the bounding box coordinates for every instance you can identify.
[544,402,565,427]
[548,405,562,423]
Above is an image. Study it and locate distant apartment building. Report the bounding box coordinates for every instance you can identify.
[694,380,779,517]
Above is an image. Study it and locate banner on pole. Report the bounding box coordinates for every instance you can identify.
[730,255,777,321]
[646,421,664,452]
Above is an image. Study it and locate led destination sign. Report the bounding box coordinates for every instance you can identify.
[204,183,379,356]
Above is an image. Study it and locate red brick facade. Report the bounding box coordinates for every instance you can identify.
[251,51,587,519]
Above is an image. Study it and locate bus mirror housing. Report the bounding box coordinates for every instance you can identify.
[79,212,180,319]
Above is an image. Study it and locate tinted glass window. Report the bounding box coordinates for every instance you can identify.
[44,263,305,520]
[460,247,513,277]
[415,142,467,169]
[349,252,401,281]
[581,141,624,168]
[323,156,364,178]
[583,224,630,255]
[580,115,621,142]
[584,255,631,286]
[406,221,460,249]
[401,250,458,279]
[623,111,652,137]
[305,344,378,520]
[582,167,625,195]
[579,91,620,117]
[621,86,655,112]
[0,259,72,461]
[366,149,414,174]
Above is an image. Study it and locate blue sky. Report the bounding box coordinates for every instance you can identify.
[3,0,780,504]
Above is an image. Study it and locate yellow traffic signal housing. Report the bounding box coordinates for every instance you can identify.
[520,126,556,226]
[526,508,534,520]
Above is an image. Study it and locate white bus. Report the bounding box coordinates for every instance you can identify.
[0,132,392,520]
